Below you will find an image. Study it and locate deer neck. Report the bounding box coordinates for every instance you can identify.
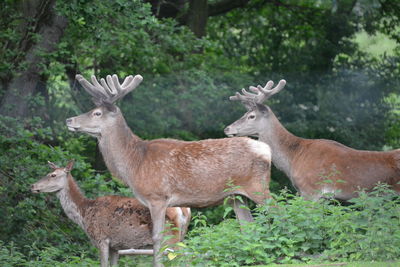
[56,174,88,229]
[259,111,302,177]
[98,115,143,186]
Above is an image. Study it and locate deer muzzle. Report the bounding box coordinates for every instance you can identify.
[66,117,79,132]
[224,126,238,137]
[31,184,41,193]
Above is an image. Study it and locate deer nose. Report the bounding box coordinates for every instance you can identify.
[224,126,237,137]
[66,118,72,125]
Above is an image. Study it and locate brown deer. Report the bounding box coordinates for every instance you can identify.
[31,161,191,267]
[224,79,400,200]
[65,73,272,266]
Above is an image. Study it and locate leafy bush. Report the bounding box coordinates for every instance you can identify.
[170,185,400,266]
[0,241,152,267]
[0,115,130,261]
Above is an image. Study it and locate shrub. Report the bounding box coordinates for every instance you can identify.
[0,115,128,261]
[170,186,400,266]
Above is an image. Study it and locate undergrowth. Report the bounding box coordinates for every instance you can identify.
[168,186,400,266]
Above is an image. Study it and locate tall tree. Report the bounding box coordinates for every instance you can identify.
[0,0,67,118]
[186,0,208,37]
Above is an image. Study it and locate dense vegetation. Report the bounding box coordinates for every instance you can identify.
[171,186,400,266]
[1,0,399,265]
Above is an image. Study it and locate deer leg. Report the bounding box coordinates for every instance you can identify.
[110,249,119,266]
[244,177,272,205]
[149,201,167,267]
[246,191,271,205]
[229,196,254,225]
[99,239,110,267]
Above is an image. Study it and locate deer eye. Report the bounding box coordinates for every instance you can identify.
[51,174,56,177]
[93,111,102,116]
[248,115,256,119]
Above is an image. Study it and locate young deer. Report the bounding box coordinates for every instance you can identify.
[66,74,271,266]
[225,80,400,200]
[31,161,191,267]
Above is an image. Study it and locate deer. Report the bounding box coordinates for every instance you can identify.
[224,79,400,201]
[65,73,272,266]
[31,161,191,267]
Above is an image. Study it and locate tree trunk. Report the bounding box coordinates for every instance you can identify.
[0,0,67,118]
[186,0,208,38]
[146,0,252,38]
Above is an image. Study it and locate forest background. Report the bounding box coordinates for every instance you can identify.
[1,0,399,266]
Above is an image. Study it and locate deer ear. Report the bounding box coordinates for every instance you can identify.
[48,161,59,169]
[256,103,269,114]
[102,101,117,112]
[65,160,75,172]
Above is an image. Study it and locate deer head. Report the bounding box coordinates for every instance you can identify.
[31,161,74,193]
[224,79,286,137]
[66,74,143,137]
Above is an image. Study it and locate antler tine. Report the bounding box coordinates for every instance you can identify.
[229,90,251,102]
[240,88,255,97]
[229,90,257,111]
[229,79,286,107]
[108,74,143,103]
[99,77,114,97]
[246,81,274,104]
[259,79,286,97]
[106,75,118,96]
[120,75,134,87]
[76,74,143,104]
[90,75,108,96]
[76,74,108,100]
[251,79,286,103]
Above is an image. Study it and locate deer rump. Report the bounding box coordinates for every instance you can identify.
[289,139,400,199]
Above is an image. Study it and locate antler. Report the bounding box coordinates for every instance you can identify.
[229,79,286,109]
[76,74,143,105]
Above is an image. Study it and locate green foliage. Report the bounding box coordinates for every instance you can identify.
[325,185,400,261]
[56,0,205,76]
[384,92,400,148]
[121,69,252,140]
[0,241,153,266]
[0,1,25,82]
[0,241,26,267]
[0,115,130,262]
[1,0,400,265]
[170,186,400,266]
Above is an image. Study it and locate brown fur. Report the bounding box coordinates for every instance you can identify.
[67,105,271,267]
[225,103,400,200]
[291,137,400,199]
[67,74,272,266]
[31,165,190,266]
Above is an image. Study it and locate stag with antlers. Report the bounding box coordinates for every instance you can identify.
[224,79,400,200]
[66,73,272,266]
